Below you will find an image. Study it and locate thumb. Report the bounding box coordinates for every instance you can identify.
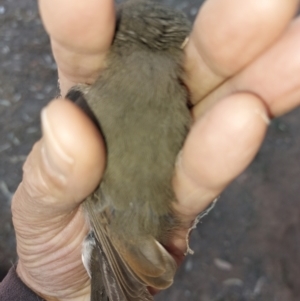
[13,98,105,218]
[12,99,105,299]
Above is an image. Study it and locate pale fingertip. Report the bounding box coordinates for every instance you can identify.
[38,0,115,97]
[39,0,115,54]
[42,99,106,203]
[174,93,268,219]
[16,98,105,214]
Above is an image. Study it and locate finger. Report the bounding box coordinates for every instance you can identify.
[38,0,115,96]
[14,99,105,218]
[233,17,300,117]
[172,93,268,252]
[185,0,299,103]
[194,17,300,119]
[12,99,105,298]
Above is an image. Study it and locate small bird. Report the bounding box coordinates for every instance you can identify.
[66,0,191,300]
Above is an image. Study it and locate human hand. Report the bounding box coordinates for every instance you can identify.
[13,0,300,300]
[171,0,300,254]
[14,1,114,300]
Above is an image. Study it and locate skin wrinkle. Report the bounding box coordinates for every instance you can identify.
[22,150,55,206]
[184,35,226,102]
[18,241,88,298]
[15,202,86,277]
[35,253,83,281]
[17,234,82,268]
[14,202,77,238]
[18,211,86,261]
[20,164,68,215]
[28,265,89,301]
[52,43,107,82]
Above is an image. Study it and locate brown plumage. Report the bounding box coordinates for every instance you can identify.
[67,0,191,300]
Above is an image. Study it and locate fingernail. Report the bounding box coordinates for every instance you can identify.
[254,108,270,125]
[41,107,74,184]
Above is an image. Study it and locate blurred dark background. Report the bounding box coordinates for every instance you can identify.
[1,0,300,300]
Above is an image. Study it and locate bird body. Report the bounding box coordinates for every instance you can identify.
[67,1,191,299]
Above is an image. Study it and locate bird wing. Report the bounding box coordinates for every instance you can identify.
[84,196,153,301]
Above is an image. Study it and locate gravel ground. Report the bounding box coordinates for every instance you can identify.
[1,1,300,300]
